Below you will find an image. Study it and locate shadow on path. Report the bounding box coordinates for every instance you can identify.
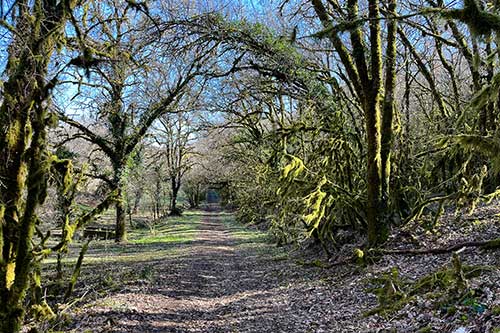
[66,211,333,332]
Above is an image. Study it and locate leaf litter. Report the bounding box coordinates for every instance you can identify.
[53,205,499,333]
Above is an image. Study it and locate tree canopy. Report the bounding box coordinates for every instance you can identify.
[1,0,500,331]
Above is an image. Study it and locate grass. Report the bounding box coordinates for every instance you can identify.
[44,210,280,271]
[40,210,208,315]
[130,212,201,245]
[215,213,287,261]
[44,211,203,266]
[217,213,270,243]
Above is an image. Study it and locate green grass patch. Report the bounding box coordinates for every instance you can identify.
[217,214,270,243]
[130,212,201,245]
[45,211,204,266]
[132,234,193,244]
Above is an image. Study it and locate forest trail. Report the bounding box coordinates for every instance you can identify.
[65,210,500,333]
[133,212,277,332]
[69,211,349,332]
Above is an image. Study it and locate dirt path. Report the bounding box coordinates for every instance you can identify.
[69,212,330,332]
[133,214,277,332]
[65,211,500,333]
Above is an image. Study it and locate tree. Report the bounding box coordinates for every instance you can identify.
[0,1,90,331]
[196,2,399,247]
[154,110,198,216]
[271,0,397,245]
[182,164,208,209]
[58,2,213,241]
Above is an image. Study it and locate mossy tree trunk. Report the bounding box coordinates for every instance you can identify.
[311,0,397,246]
[380,0,398,202]
[115,191,127,243]
[0,1,81,331]
[113,162,128,242]
[110,77,128,242]
[365,0,386,246]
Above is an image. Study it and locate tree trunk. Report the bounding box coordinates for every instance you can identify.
[155,173,162,218]
[380,0,397,200]
[311,0,390,246]
[0,2,78,331]
[115,187,127,243]
[132,186,143,214]
[366,0,388,246]
[170,178,182,216]
[113,162,127,243]
[190,184,202,208]
[365,100,385,246]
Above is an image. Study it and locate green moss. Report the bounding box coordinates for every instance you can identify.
[281,155,305,180]
[6,261,15,290]
[64,241,89,300]
[31,301,56,321]
[442,0,500,36]
[364,267,410,316]
[366,254,496,317]
[354,248,366,265]
[482,238,500,249]
[6,120,21,149]
[417,325,433,333]
[51,156,74,195]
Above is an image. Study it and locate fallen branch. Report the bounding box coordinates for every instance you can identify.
[380,237,500,255]
[304,238,500,269]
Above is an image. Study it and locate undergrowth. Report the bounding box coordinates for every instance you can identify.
[365,253,496,318]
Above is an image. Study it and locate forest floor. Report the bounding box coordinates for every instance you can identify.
[44,206,500,333]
